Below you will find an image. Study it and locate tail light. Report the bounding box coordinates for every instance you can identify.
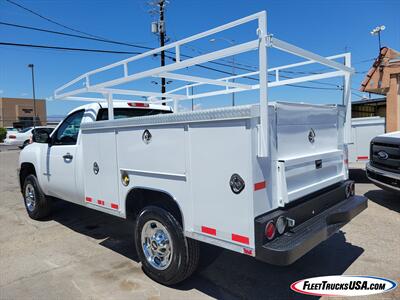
[128,102,149,108]
[265,221,276,240]
[8,135,16,139]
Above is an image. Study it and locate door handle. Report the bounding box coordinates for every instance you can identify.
[63,153,73,160]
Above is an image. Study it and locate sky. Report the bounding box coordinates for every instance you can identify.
[0,0,399,117]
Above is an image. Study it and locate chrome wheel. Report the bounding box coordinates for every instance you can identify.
[141,220,173,270]
[25,183,36,212]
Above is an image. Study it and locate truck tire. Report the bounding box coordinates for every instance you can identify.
[23,174,51,220]
[134,206,199,285]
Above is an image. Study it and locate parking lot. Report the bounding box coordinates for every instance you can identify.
[0,148,399,300]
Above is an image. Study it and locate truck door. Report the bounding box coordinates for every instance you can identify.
[45,110,84,203]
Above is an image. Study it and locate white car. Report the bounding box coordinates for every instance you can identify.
[4,126,48,148]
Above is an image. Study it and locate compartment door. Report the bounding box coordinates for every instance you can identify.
[278,150,345,203]
[81,129,120,212]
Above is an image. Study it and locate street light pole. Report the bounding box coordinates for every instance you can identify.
[209,38,235,106]
[370,25,385,52]
[28,64,37,128]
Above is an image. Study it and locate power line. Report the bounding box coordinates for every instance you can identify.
[0,19,263,73]
[1,18,371,82]
[4,0,375,89]
[5,0,109,40]
[0,21,155,50]
[1,40,365,95]
[0,42,142,54]
[0,41,349,92]
[3,0,263,73]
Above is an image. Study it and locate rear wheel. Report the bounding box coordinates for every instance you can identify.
[23,174,51,220]
[134,206,199,285]
[19,140,29,149]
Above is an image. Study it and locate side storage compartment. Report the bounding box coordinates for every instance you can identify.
[116,125,190,223]
[190,119,255,248]
[81,128,121,212]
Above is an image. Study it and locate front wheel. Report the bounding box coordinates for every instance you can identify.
[134,206,199,285]
[23,174,51,220]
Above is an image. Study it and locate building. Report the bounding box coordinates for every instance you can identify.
[352,97,386,118]
[0,97,46,128]
[360,47,400,132]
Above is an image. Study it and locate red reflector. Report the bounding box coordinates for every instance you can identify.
[344,159,349,164]
[265,221,276,240]
[85,197,92,202]
[254,181,267,191]
[128,102,149,108]
[243,248,253,255]
[357,156,368,160]
[201,226,216,236]
[232,233,249,245]
[111,203,119,209]
[97,200,105,206]
[9,135,16,139]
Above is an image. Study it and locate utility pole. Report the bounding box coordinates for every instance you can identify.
[150,0,167,104]
[27,64,37,128]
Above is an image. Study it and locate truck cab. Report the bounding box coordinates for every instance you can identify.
[366,131,400,193]
[18,101,172,206]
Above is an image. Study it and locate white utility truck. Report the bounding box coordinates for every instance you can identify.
[19,12,367,285]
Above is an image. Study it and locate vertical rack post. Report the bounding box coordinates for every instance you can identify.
[343,53,352,144]
[106,93,114,120]
[258,11,268,157]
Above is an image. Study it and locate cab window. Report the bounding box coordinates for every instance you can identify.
[96,108,171,121]
[53,110,84,145]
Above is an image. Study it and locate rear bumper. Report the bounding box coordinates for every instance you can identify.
[254,181,367,266]
[366,163,400,192]
[3,139,21,146]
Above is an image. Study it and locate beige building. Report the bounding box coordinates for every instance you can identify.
[0,97,46,128]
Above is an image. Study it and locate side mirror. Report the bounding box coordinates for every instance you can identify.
[32,129,51,144]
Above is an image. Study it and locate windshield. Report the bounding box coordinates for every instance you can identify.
[96,108,172,121]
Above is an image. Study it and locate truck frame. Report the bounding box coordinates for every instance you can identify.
[19,11,367,285]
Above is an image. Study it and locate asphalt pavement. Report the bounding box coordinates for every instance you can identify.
[0,150,399,299]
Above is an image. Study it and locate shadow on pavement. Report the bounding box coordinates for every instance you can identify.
[365,189,400,213]
[48,200,364,300]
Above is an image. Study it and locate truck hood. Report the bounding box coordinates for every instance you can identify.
[372,131,400,145]
[378,131,400,139]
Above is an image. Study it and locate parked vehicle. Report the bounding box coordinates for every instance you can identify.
[4,126,53,148]
[18,12,367,285]
[366,131,400,193]
[348,117,385,163]
[4,127,19,141]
